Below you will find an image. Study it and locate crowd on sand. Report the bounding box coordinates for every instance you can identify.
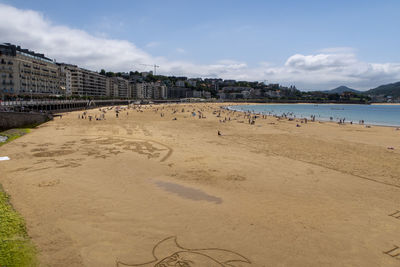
[72,103,399,149]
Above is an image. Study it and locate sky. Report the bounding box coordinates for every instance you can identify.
[0,0,399,91]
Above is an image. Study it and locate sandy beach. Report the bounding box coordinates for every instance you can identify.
[1,102,400,266]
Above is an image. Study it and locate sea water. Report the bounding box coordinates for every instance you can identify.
[229,104,400,127]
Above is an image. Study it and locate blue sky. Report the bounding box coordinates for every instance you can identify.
[1,0,399,90]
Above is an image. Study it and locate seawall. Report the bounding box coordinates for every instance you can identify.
[0,112,53,131]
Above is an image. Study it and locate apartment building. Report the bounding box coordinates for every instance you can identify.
[133,82,167,99]
[169,87,189,99]
[134,82,147,99]
[59,63,106,97]
[175,80,186,87]
[0,43,64,99]
[152,82,167,99]
[106,76,130,98]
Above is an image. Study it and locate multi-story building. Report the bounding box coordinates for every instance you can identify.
[106,76,129,98]
[129,81,139,99]
[59,63,106,97]
[0,43,64,99]
[169,87,189,99]
[134,83,148,99]
[186,90,212,99]
[175,80,186,87]
[187,78,202,87]
[222,86,252,92]
[58,63,73,96]
[133,82,167,99]
[152,82,167,99]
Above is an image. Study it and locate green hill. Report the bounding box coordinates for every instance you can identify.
[323,86,360,94]
[365,81,400,97]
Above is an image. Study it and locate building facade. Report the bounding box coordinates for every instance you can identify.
[0,43,64,99]
[152,82,167,99]
[133,82,167,99]
[59,63,106,97]
[106,76,130,98]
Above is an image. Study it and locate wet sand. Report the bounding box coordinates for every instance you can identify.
[0,103,400,266]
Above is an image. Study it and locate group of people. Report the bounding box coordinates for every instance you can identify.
[73,103,379,139]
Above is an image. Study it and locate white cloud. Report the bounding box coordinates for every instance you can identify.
[285,53,358,70]
[0,3,400,90]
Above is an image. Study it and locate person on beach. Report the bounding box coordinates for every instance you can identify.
[218,130,222,136]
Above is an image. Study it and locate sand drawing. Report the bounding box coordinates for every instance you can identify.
[116,236,251,266]
[388,210,400,219]
[383,245,400,260]
[66,134,173,162]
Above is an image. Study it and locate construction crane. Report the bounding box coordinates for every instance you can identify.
[139,64,160,75]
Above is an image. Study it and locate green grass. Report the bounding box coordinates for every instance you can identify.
[0,128,31,147]
[0,186,38,266]
[0,128,38,266]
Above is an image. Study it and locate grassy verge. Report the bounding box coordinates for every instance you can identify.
[0,128,31,147]
[0,185,38,266]
[0,128,38,266]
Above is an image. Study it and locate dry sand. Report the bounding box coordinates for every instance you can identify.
[0,103,400,266]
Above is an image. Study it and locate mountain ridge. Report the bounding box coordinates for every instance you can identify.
[365,81,400,97]
[322,86,360,94]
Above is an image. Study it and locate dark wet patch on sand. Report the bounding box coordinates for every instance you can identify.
[33,150,75,157]
[154,180,222,204]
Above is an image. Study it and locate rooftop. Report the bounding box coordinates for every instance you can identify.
[0,43,53,63]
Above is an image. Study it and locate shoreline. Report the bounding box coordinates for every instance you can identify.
[224,103,400,128]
